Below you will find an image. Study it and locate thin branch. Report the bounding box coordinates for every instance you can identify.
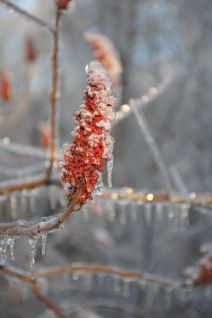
[0,0,56,34]
[38,264,181,290]
[101,190,212,206]
[132,100,174,194]
[0,176,49,196]
[169,165,188,196]
[46,1,61,181]
[32,282,66,318]
[0,184,83,238]
[114,72,174,126]
[0,265,34,283]
[0,266,66,318]
[0,262,186,318]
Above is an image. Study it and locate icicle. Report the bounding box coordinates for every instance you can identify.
[114,276,121,293]
[28,238,37,274]
[178,289,186,302]
[145,286,154,308]
[168,207,175,219]
[97,274,104,287]
[41,233,47,256]
[155,202,163,221]
[122,280,130,298]
[119,203,127,226]
[180,204,189,228]
[20,189,28,213]
[7,237,15,261]
[83,208,89,221]
[10,194,17,219]
[84,274,92,290]
[107,155,113,188]
[107,202,116,222]
[0,237,7,265]
[107,137,114,188]
[93,172,104,196]
[72,273,79,281]
[131,203,137,222]
[49,186,57,210]
[205,286,212,299]
[30,194,37,214]
[144,204,152,226]
[164,290,171,308]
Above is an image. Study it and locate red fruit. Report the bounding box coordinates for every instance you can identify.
[38,122,50,149]
[58,0,71,10]
[0,69,12,103]
[61,62,115,206]
[26,37,37,63]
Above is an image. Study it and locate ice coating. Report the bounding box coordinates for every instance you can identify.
[61,61,116,206]
[84,32,122,88]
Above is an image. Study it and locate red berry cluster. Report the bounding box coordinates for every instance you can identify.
[61,62,115,206]
[84,32,122,88]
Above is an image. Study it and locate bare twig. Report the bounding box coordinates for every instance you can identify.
[0,0,56,34]
[46,1,61,181]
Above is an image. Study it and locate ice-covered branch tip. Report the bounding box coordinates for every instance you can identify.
[61,61,116,207]
[84,31,122,88]
[58,0,72,10]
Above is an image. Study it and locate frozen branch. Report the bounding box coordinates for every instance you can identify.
[132,100,174,194]
[114,72,174,126]
[0,183,83,238]
[0,140,49,159]
[0,175,49,196]
[38,264,181,290]
[32,282,66,318]
[169,165,189,196]
[0,266,66,318]
[0,0,56,34]
[101,189,212,207]
[0,261,189,318]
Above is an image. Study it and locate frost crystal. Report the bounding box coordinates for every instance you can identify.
[61,62,116,206]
